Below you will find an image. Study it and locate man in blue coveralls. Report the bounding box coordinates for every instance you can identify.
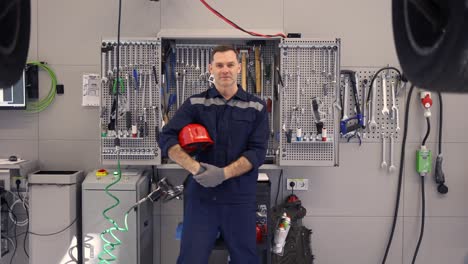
[159,45,269,264]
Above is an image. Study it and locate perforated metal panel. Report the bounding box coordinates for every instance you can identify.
[100,39,161,165]
[279,39,341,166]
[169,40,279,159]
[338,68,403,143]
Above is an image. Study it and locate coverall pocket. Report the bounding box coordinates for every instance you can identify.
[231,110,254,130]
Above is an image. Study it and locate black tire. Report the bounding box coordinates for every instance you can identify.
[393,0,468,93]
[0,0,30,87]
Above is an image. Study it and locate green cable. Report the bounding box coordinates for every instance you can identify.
[26,61,58,113]
[97,157,129,263]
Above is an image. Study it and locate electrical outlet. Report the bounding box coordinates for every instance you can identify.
[286,179,308,190]
[10,176,27,192]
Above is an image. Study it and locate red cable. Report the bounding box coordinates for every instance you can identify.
[199,0,287,38]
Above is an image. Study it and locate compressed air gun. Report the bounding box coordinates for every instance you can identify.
[340,70,364,135]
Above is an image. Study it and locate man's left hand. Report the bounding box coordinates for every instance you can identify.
[193,162,226,187]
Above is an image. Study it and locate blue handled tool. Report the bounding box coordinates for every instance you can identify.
[340,70,364,135]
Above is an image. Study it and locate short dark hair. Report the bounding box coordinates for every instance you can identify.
[211,45,239,61]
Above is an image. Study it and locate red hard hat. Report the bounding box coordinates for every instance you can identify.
[178,124,214,154]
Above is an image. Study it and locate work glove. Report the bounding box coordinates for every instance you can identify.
[193,162,226,188]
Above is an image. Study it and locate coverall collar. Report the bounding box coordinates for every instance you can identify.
[208,85,248,102]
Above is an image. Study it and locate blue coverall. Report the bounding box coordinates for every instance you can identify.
[159,85,269,264]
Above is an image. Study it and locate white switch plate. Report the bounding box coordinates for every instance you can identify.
[286,178,308,190]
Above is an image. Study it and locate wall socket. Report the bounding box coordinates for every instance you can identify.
[10,176,27,192]
[286,178,308,190]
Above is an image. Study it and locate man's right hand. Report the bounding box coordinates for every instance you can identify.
[194,163,206,175]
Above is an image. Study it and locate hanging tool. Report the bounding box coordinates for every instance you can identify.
[361,79,368,131]
[107,46,114,79]
[270,56,276,138]
[182,69,186,103]
[260,58,265,100]
[191,47,195,68]
[368,77,378,130]
[200,49,205,80]
[180,46,184,66]
[285,110,296,143]
[340,70,364,136]
[322,47,327,76]
[381,133,388,169]
[327,47,332,79]
[132,68,139,137]
[332,46,338,83]
[176,71,180,109]
[128,44,133,70]
[149,70,154,137]
[101,46,109,84]
[240,49,248,90]
[176,47,180,65]
[163,56,177,124]
[140,72,146,137]
[205,48,210,82]
[311,97,326,135]
[255,46,262,94]
[195,48,200,71]
[108,77,125,134]
[389,133,396,172]
[125,74,131,136]
[391,80,401,132]
[341,74,349,121]
[295,48,301,110]
[162,71,169,125]
[381,73,390,116]
[152,65,161,140]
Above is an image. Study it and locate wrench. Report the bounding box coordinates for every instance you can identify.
[138,43,143,66]
[176,72,180,109]
[200,49,205,80]
[369,79,378,130]
[181,47,185,65]
[311,48,316,73]
[133,42,138,67]
[389,133,396,172]
[342,75,349,121]
[182,69,186,103]
[107,47,113,77]
[296,49,300,107]
[332,47,337,83]
[185,47,190,67]
[381,74,390,116]
[381,133,387,169]
[322,47,327,76]
[128,44,133,69]
[176,47,180,64]
[362,79,367,129]
[327,47,332,78]
[205,48,210,79]
[270,62,275,137]
[196,48,200,71]
[101,49,107,83]
[191,47,195,68]
[391,81,397,120]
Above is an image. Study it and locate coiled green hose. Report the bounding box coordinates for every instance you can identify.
[26,61,57,113]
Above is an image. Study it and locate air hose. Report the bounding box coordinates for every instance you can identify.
[97,157,139,263]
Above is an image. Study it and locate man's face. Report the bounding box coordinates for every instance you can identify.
[209,50,241,88]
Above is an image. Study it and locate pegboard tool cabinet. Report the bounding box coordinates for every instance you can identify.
[99,34,341,167]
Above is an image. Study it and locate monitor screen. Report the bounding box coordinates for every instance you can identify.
[0,71,26,109]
